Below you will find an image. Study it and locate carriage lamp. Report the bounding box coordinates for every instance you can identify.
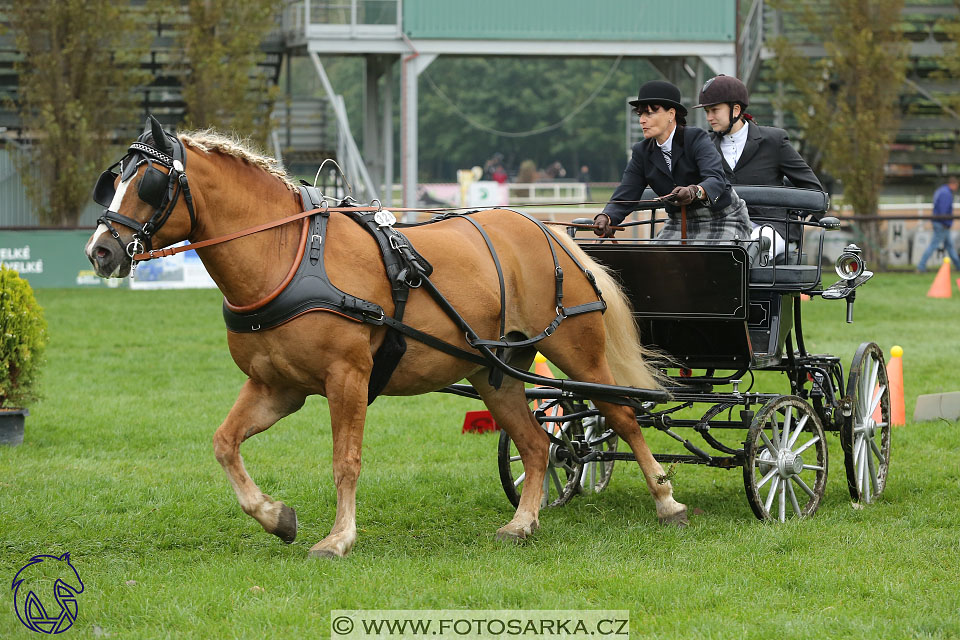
[835,244,865,280]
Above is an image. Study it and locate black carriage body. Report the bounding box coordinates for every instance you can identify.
[581,242,809,371]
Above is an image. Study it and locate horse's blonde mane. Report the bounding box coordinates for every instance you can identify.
[178,129,298,190]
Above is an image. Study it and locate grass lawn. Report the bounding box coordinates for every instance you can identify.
[1,272,958,639]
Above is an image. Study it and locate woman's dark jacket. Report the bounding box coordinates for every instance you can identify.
[602,125,734,226]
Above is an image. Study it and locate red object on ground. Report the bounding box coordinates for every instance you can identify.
[462,410,499,434]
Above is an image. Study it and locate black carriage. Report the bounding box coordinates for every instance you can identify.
[494,185,890,521]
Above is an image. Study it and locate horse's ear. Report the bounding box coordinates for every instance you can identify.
[59,552,70,562]
[149,115,173,155]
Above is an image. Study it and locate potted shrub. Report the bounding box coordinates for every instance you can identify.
[0,265,48,446]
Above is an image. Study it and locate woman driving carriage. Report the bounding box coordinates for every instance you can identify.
[593,80,751,241]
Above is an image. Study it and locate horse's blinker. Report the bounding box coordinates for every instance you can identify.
[92,117,197,260]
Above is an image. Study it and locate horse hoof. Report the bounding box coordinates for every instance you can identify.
[495,529,526,544]
[658,507,689,528]
[273,504,298,543]
[308,547,344,559]
[495,523,534,544]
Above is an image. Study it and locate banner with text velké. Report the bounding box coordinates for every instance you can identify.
[0,230,216,289]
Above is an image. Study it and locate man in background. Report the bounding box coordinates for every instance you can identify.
[917,176,960,272]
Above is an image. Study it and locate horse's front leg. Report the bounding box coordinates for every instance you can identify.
[469,373,549,542]
[309,364,370,558]
[213,379,306,543]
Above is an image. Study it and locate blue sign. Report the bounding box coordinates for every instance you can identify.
[11,553,83,634]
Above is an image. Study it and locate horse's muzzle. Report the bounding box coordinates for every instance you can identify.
[85,230,131,278]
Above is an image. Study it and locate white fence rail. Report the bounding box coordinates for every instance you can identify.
[508,182,587,205]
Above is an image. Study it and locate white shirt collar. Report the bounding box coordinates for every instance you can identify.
[656,125,677,155]
[721,121,750,168]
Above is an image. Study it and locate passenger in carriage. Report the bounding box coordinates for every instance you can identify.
[593,80,751,241]
[694,74,823,259]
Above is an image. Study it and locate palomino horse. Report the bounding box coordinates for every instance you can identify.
[85,118,687,557]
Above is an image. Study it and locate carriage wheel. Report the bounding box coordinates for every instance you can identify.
[743,395,828,522]
[842,342,891,504]
[497,400,584,508]
[579,408,617,495]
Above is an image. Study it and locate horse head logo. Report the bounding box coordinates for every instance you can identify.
[11,553,84,634]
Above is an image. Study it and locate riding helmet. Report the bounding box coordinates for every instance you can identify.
[693,75,749,109]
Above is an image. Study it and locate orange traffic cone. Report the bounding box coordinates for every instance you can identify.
[532,353,563,428]
[887,345,905,426]
[534,352,554,380]
[956,277,960,294]
[927,257,952,298]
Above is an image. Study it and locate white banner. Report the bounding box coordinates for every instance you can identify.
[130,242,217,290]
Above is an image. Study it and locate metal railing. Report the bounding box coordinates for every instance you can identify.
[283,0,401,40]
[738,0,765,89]
[0,147,101,228]
[309,53,378,203]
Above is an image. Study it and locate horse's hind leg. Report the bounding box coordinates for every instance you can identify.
[542,346,688,526]
[593,399,688,526]
[309,364,369,558]
[213,379,306,543]
[469,373,549,542]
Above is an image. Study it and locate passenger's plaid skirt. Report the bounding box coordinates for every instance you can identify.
[654,189,752,242]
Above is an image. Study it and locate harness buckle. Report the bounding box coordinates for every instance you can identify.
[388,234,406,251]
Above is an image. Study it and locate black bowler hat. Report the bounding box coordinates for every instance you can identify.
[629,80,688,118]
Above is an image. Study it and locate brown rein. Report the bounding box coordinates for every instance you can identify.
[131,198,669,262]
[134,205,385,261]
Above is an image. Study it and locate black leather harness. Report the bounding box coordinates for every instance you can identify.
[222,187,607,403]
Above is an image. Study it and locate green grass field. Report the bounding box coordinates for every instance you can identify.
[1,273,959,639]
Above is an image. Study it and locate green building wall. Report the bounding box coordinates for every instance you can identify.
[402,0,736,42]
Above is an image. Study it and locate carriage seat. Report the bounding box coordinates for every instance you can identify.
[748,263,821,289]
[741,236,819,289]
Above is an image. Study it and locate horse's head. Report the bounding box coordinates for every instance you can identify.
[12,552,82,592]
[85,115,197,278]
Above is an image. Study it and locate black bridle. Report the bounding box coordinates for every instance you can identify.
[93,131,197,260]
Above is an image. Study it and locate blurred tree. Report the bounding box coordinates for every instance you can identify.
[309,55,662,184]
[175,0,282,144]
[6,0,149,226]
[415,57,656,182]
[770,0,908,265]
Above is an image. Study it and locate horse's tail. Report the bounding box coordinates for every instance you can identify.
[553,233,664,392]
